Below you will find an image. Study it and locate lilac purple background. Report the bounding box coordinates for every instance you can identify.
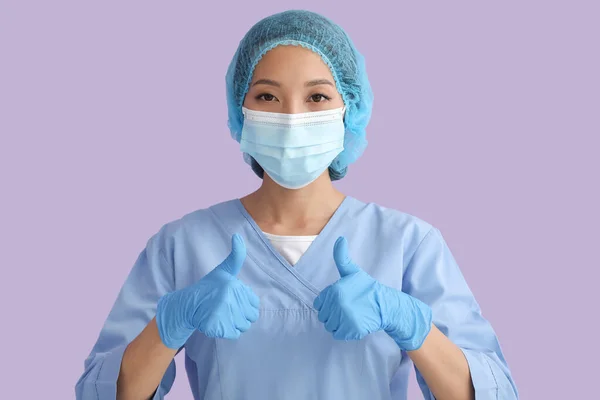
[1,1,598,399]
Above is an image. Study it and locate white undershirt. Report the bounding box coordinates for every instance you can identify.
[263,232,317,266]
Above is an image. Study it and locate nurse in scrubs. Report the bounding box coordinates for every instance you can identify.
[76,10,518,400]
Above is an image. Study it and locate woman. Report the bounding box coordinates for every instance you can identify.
[76,10,518,400]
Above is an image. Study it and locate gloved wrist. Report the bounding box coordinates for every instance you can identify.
[156,291,194,349]
[379,286,433,351]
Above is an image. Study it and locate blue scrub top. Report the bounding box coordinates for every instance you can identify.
[76,197,518,399]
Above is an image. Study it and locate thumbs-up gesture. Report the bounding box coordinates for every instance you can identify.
[156,234,260,349]
[313,236,433,351]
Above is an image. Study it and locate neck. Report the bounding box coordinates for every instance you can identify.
[240,172,346,232]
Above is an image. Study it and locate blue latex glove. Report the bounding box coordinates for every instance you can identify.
[156,234,260,349]
[313,236,433,351]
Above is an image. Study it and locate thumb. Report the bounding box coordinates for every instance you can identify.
[333,236,359,278]
[220,234,247,276]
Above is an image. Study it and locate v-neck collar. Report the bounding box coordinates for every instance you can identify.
[234,195,354,291]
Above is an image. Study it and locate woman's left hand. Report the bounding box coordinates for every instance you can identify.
[313,236,433,351]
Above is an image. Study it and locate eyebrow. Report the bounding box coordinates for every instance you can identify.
[251,78,334,87]
[252,79,281,87]
[305,79,334,87]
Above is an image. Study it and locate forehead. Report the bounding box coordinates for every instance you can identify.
[251,45,334,83]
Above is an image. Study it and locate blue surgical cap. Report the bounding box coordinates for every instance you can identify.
[225,10,374,181]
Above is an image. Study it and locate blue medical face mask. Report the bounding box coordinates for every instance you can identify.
[240,106,346,190]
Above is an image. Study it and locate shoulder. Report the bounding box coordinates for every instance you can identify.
[145,198,238,252]
[346,197,452,269]
[348,196,437,242]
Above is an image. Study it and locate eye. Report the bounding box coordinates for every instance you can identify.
[308,93,331,103]
[256,93,278,102]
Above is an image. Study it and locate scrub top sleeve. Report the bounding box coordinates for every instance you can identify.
[401,227,519,400]
[75,228,177,400]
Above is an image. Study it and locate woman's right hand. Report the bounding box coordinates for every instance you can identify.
[155,234,260,349]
